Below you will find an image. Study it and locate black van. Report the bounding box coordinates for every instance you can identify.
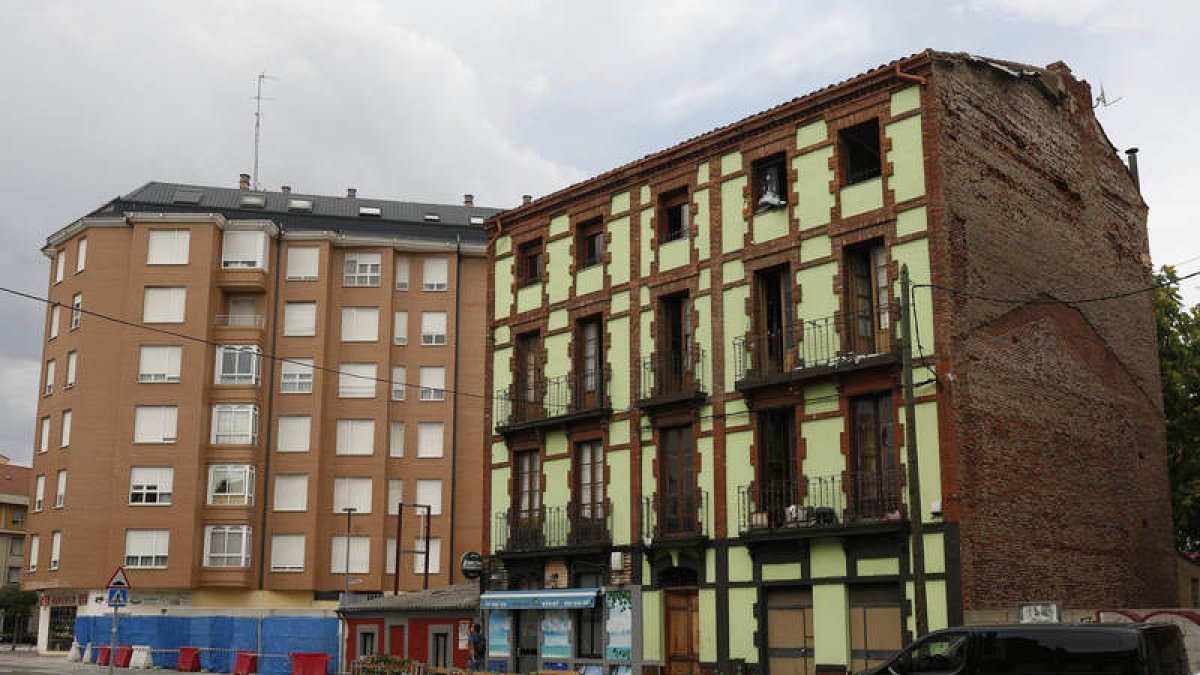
[859,623,1189,675]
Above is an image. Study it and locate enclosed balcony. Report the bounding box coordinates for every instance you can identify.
[642,489,709,546]
[493,369,610,433]
[736,468,905,540]
[637,344,706,409]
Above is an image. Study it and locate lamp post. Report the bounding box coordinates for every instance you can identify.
[340,507,357,674]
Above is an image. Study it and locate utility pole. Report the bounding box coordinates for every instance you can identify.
[900,264,929,637]
[251,71,275,191]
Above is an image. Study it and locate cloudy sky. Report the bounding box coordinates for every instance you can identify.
[0,0,1197,465]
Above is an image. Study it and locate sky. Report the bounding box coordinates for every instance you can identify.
[0,0,1197,465]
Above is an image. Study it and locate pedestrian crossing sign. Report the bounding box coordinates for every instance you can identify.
[107,587,128,607]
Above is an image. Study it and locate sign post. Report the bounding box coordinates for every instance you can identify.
[106,567,130,675]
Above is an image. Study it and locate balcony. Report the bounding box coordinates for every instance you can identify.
[736,468,905,540]
[638,344,706,409]
[642,489,708,547]
[215,264,269,293]
[494,369,610,433]
[493,504,612,554]
[732,308,897,392]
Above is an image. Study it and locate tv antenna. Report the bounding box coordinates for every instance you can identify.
[1093,82,1122,109]
[252,71,276,191]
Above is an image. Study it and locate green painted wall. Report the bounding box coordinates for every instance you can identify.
[720,151,742,177]
[794,146,834,231]
[752,207,789,245]
[804,383,840,415]
[643,589,663,661]
[490,441,509,466]
[890,85,921,116]
[607,448,631,545]
[546,237,572,304]
[543,455,570,512]
[640,207,655,279]
[612,191,630,214]
[813,583,849,666]
[795,262,837,322]
[659,238,690,271]
[857,557,900,576]
[729,545,753,583]
[548,308,568,332]
[577,265,603,296]
[810,538,847,578]
[913,401,943,521]
[729,587,759,662]
[698,268,711,291]
[549,214,570,237]
[800,234,832,263]
[896,206,928,237]
[609,419,631,447]
[494,255,514,319]
[640,310,655,393]
[641,442,657,505]
[694,294,713,394]
[698,434,715,534]
[840,177,883,218]
[891,239,934,355]
[516,283,542,313]
[796,119,828,148]
[721,176,748,254]
[697,161,710,184]
[922,531,945,574]
[608,316,631,410]
[886,115,926,203]
[725,429,753,535]
[801,417,845,479]
[490,467,510,554]
[722,284,750,391]
[762,562,803,581]
[906,580,949,633]
[700,588,718,662]
[544,332,570,380]
[609,215,632,286]
[693,187,711,261]
[611,290,630,315]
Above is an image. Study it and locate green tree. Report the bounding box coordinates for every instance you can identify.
[0,583,37,641]
[1155,266,1200,551]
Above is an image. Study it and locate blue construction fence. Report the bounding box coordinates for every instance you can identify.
[74,615,338,675]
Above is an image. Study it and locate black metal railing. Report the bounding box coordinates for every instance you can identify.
[736,468,905,534]
[642,489,708,542]
[640,344,705,401]
[733,308,896,384]
[494,369,609,430]
[494,507,560,551]
[567,502,611,546]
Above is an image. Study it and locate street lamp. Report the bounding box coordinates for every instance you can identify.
[340,507,357,674]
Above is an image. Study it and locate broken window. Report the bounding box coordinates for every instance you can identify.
[753,153,788,212]
[839,119,882,185]
[658,188,690,243]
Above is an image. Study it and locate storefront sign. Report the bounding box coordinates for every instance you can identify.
[605,590,633,661]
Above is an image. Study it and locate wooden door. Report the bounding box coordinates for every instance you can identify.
[660,425,696,536]
[388,625,406,658]
[665,590,700,675]
[765,589,814,675]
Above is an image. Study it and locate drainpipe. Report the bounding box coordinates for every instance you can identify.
[448,235,463,584]
[257,227,284,588]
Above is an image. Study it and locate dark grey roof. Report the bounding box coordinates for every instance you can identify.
[340,583,479,615]
[90,181,499,245]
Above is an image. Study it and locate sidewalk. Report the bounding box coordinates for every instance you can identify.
[0,649,97,672]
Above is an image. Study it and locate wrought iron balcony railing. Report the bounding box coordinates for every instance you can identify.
[736,468,905,535]
[494,504,611,552]
[494,369,609,431]
[642,489,708,543]
[639,344,705,403]
[567,502,611,547]
[732,307,896,386]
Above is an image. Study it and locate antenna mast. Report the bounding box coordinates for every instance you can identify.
[252,71,275,191]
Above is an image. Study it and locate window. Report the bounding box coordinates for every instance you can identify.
[753,153,788,212]
[286,246,319,280]
[34,475,44,511]
[850,393,896,520]
[393,311,409,345]
[134,406,178,443]
[577,218,604,268]
[147,229,190,265]
[513,450,540,517]
[576,316,604,408]
[204,525,251,567]
[575,571,604,658]
[840,119,882,185]
[333,477,372,514]
[395,256,410,290]
[659,188,691,242]
[280,358,314,393]
[515,332,542,418]
[215,345,261,385]
[38,417,49,453]
[331,536,370,574]
[65,351,77,388]
[344,252,381,287]
[226,296,258,327]
[55,470,67,508]
[845,241,890,355]
[129,467,173,505]
[659,425,697,536]
[415,479,442,515]
[419,367,445,401]
[277,416,311,452]
[339,363,377,398]
[658,292,694,392]
[273,475,308,511]
[221,230,267,269]
[43,360,54,396]
[336,419,375,455]
[138,346,182,383]
[143,287,187,323]
[518,240,543,286]
[342,307,380,342]
[124,529,168,568]
[270,534,305,572]
[388,479,403,515]
[48,306,60,340]
[412,537,441,574]
[5,567,17,584]
[49,532,62,570]
[391,366,407,401]
[9,537,22,556]
[211,404,259,445]
[283,302,317,336]
[207,464,255,505]
[287,198,314,212]
[575,440,604,523]
[389,422,405,457]
[420,312,447,345]
[417,422,444,458]
[60,410,71,448]
[53,252,64,283]
[76,239,87,272]
[10,507,24,527]
[70,293,82,330]
[423,258,449,291]
[27,535,39,571]
[386,538,397,574]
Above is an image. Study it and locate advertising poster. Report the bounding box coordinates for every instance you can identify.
[605,590,633,661]
[541,610,572,659]
[488,610,511,658]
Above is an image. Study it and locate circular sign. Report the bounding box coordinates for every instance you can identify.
[460,552,484,580]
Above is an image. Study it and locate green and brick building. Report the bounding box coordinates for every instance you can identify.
[481,51,1176,675]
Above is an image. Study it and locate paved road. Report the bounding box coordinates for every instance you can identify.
[0,650,95,674]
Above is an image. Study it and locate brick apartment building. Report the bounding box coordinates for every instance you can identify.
[25,180,496,652]
[481,51,1176,675]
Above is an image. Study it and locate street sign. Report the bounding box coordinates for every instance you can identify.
[107,587,128,608]
[107,566,131,589]
[460,552,484,580]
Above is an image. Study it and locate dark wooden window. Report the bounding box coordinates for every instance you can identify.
[518,239,543,286]
[753,265,791,374]
[515,332,542,419]
[576,316,603,408]
[850,393,896,521]
[840,119,882,185]
[658,188,691,243]
[757,408,797,526]
[575,440,604,519]
[845,241,890,355]
[659,424,696,536]
[575,571,604,658]
[513,450,540,515]
[659,293,693,391]
[753,153,788,212]
[577,218,604,269]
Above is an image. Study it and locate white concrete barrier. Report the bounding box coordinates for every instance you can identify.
[67,642,81,662]
[129,644,154,669]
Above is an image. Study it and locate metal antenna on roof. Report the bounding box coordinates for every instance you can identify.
[252,71,277,191]
[1093,82,1122,109]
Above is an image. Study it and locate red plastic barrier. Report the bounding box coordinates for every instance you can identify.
[115,645,133,668]
[290,652,331,675]
[234,650,258,675]
[97,645,112,666]
[176,646,201,672]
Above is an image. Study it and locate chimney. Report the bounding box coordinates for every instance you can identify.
[281,185,291,194]
[238,173,250,190]
[522,194,532,206]
[463,194,474,207]
[1125,148,1140,192]
[347,188,357,199]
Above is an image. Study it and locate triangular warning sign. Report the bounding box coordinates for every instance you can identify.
[107,566,130,589]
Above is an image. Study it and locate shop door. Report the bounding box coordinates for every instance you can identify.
[849,585,904,673]
[765,589,814,675]
[665,590,699,675]
[389,626,406,658]
[48,606,77,652]
[516,610,539,674]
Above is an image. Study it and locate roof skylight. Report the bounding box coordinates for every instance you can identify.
[239,194,267,209]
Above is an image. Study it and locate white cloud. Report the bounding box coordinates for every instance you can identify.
[0,357,40,466]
